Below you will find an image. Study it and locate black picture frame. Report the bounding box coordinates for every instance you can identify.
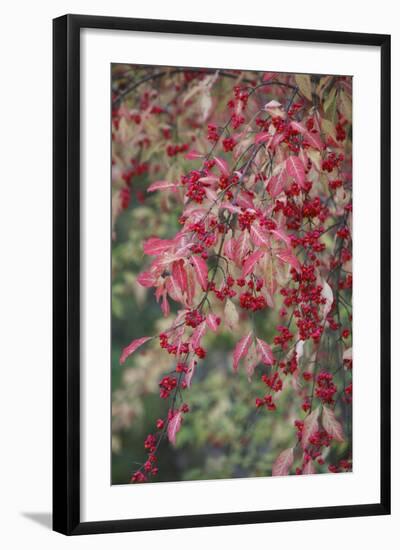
[53,14,391,535]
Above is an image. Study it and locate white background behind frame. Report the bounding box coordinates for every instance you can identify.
[81,28,380,522]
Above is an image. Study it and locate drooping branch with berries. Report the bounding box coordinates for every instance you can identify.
[112,65,353,482]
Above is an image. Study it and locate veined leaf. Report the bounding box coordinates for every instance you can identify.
[120,336,152,365]
[272,448,294,476]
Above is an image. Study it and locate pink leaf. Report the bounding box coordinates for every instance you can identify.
[184,357,197,387]
[198,175,219,185]
[136,270,156,288]
[270,228,292,248]
[161,291,170,317]
[143,237,173,256]
[221,202,242,214]
[255,132,270,145]
[171,260,188,295]
[290,121,307,135]
[206,313,220,332]
[147,180,176,192]
[250,222,269,247]
[224,238,236,261]
[120,336,152,365]
[267,169,287,198]
[276,248,301,273]
[205,187,218,203]
[236,192,255,210]
[263,72,279,82]
[269,132,286,151]
[165,276,184,303]
[301,407,320,449]
[322,405,345,442]
[304,131,324,151]
[233,331,253,372]
[242,250,264,277]
[244,342,259,380]
[256,338,274,365]
[235,231,251,264]
[191,321,206,349]
[214,156,230,176]
[272,448,294,476]
[167,411,182,446]
[191,255,208,291]
[303,460,316,475]
[185,149,203,160]
[286,156,306,189]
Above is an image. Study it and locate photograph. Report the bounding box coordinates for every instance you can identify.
[111,64,353,485]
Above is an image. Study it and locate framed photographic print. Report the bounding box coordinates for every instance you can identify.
[53,14,391,535]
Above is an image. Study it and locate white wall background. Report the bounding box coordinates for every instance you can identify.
[0,0,398,547]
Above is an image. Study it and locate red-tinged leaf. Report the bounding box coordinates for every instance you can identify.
[136,270,156,288]
[214,156,229,176]
[235,231,251,264]
[167,411,182,446]
[304,130,324,151]
[242,250,264,277]
[191,255,208,291]
[263,71,278,82]
[322,405,345,442]
[236,192,255,210]
[204,187,218,203]
[261,286,274,308]
[267,169,287,198]
[290,120,307,135]
[270,228,292,248]
[120,336,152,365]
[199,176,219,185]
[143,237,173,256]
[185,264,196,306]
[206,313,220,332]
[303,460,316,475]
[161,292,170,317]
[276,248,301,273]
[256,338,274,365]
[269,132,286,151]
[191,321,206,349]
[255,132,270,145]
[272,448,294,477]
[250,222,269,247]
[233,331,253,372]
[221,202,242,214]
[244,342,259,380]
[224,238,236,261]
[301,407,320,449]
[184,358,197,387]
[165,275,184,303]
[263,255,277,297]
[185,149,203,160]
[147,180,176,192]
[286,156,306,189]
[171,260,188,294]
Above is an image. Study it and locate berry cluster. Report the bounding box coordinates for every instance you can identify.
[315,372,337,404]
